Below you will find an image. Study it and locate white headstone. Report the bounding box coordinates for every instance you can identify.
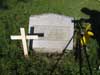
[29,13,74,53]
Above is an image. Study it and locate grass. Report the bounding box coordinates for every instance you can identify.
[0,0,100,75]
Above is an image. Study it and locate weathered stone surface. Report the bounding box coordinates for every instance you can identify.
[29,13,74,53]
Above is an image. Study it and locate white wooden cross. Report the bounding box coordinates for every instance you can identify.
[10,28,38,57]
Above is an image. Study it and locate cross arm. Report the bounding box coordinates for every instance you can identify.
[11,35,38,40]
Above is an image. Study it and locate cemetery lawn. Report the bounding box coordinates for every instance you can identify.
[0,0,100,75]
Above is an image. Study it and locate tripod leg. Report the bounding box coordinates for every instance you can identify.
[49,33,75,75]
[77,40,83,75]
[83,46,92,75]
[96,48,100,70]
[79,48,82,75]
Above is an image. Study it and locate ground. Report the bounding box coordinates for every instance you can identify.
[0,0,100,75]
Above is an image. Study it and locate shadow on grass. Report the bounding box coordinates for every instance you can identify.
[81,7,100,70]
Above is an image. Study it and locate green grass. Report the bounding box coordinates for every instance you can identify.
[0,0,100,75]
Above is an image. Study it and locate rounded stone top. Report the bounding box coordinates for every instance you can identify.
[29,13,74,26]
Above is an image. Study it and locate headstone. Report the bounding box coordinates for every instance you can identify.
[28,13,74,53]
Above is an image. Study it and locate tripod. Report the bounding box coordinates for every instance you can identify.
[49,19,93,75]
[75,20,93,75]
[73,19,93,75]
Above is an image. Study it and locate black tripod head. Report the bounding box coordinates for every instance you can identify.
[72,18,87,28]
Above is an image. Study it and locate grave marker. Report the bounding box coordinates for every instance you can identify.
[10,28,38,57]
[29,13,74,53]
